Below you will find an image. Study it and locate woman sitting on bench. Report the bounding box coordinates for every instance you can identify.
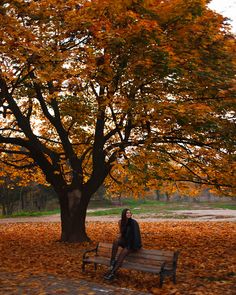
[104,208,142,280]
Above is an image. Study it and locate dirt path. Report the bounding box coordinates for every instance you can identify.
[0,209,236,224]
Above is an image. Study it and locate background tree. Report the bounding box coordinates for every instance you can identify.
[0,153,47,214]
[0,170,19,216]
[0,0,235,242]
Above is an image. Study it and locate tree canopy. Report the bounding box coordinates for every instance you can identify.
[0,0,235,241]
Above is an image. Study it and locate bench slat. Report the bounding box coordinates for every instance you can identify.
[84,256,110,266]
[98,242,174,257]
[123,256,171,267]
[83,257,163,274]
[97,248,174,263]
[125,252,174,261]
[96,250,111,258]
[92,255,172,269]
[122,261,162,274]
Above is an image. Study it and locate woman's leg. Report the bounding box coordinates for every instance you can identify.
[111,248,131,273]
[110,239,120,266]
[104,248,132,280]
[110,237,125,267]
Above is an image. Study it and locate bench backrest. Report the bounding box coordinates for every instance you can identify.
[97,242,178,268]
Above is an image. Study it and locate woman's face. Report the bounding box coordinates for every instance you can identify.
[126,210,132,219]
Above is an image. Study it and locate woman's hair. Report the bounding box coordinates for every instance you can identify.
[120,208,131,235]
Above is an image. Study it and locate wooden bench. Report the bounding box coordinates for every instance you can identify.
[82,242,179,287]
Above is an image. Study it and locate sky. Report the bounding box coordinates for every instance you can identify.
[208,0,236,32]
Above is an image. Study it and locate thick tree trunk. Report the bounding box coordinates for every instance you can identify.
[58,188,91,243]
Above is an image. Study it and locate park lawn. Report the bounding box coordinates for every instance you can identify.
[0,221,235,294]
[87,199,236,218]
[1,199,236,219]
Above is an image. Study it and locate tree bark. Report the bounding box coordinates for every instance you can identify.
[58,188,91,243]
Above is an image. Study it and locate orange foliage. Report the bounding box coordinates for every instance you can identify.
[0,221,235,294]
[0,0,235,196]
[0,0,235,242]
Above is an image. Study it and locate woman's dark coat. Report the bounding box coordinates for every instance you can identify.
[122,218,142,250]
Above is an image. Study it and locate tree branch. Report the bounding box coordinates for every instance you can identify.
[0,148,30,156]
[0,159,37,170]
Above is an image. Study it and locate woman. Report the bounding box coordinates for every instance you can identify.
[104,208,142,280]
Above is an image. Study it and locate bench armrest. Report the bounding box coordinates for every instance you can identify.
[82,245,98,260]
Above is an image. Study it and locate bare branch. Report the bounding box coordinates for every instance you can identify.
[0,134,30,149]
[0,159,37,170]
[90,82,99,99]
[0,148,30,156]
[109,170,122,185]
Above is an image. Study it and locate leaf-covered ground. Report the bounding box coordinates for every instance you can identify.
[0,221,235,294]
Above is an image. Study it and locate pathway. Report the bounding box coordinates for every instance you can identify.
[0,272,151,295]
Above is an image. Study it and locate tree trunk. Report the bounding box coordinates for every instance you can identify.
[2,203,6,216]
[58,188,91,243]
[155,190,161,201]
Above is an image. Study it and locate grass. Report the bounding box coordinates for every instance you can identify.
[0,209,60,218]
[87,206,186,216]
[87,199,236,216]
[87,208,122,216]
[211,204,236,210]
[87,199,172,216]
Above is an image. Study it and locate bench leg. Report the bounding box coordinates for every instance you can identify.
[159,272,164,288]
[94,263,97,271]
[172,271,176,284]
[82,262,86,272]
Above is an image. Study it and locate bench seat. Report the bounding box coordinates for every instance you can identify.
[82,242,179,287]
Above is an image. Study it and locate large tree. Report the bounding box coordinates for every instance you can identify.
[0,0,235,242]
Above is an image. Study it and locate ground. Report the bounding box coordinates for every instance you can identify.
[0,208,235,294]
